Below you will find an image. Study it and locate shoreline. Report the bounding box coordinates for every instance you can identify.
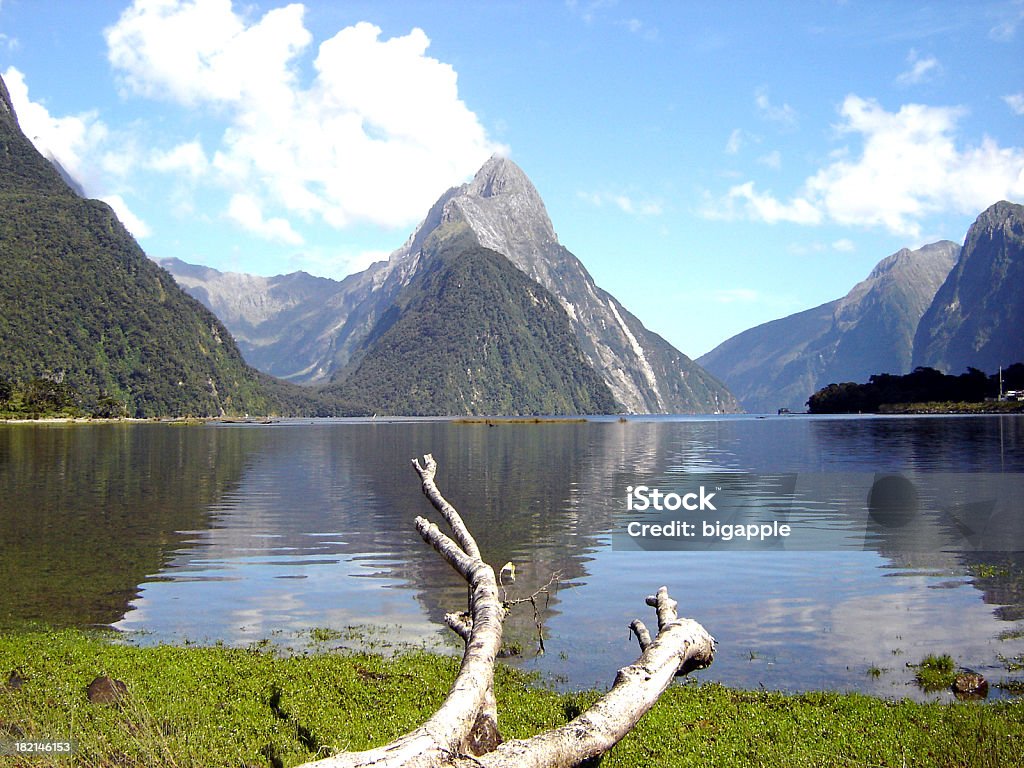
[2,628,1021,767]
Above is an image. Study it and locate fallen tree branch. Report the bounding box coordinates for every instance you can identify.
[298,454,503,767]
[296,454,714,768]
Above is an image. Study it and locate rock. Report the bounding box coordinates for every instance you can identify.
[952,670,988,699]
[87,675,127,705]
[5,670,25,690]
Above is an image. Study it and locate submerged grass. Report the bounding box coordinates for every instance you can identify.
[1,629,1022,767]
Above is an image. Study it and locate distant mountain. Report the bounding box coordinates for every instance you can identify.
[325,226,617,415]
[0,72,347,418]
[157,257,351,382]
[165,157,739,414]
[699,241,959,413]
[913,201,1024,374]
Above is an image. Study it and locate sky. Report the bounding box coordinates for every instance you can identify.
[1,1,1022,358]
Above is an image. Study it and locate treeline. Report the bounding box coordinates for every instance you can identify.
[0,375,98,418]
[807,364,1024,414]
[0,372,373,420]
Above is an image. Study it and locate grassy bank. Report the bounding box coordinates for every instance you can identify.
[1,629,1022,767]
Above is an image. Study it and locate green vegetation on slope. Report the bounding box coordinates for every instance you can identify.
[0,73,369,419]
[329,228,618,416]
[0,192,273,418]
[0,629,1021,767]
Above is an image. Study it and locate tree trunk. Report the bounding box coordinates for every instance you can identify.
[296,454,714,768]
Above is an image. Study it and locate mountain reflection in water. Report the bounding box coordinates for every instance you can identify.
[1,415,1022,698]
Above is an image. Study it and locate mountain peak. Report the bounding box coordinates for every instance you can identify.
[466,155,534,199]
[972,200,1024,234]
[438,155,560,276]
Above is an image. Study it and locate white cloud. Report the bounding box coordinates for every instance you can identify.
[755,87,797,127]
[150,140,209,179]
[226,193,303,245]
[104,1,501,235]
[102,194,151,238]
[1005,92,1024,115]
[832,238,856,253]
[2,66,106,191]
[989,1,1024,41]
[704,95,1024,237]
[895,49,941,86]
[579,189,663,216]
[287,247,390,279]
[725,128,743,155]
[806,95,1024,235]
[720,181,823,224]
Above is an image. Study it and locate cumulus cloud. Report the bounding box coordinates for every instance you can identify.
[102,194,151,238]
[895,49,941,86]
[3,66,106,189]
[149,140,209,179]
[226,193,303,245]
[1005,92,1024,115]
[104,0,501,239]
[704,95,1024,237]
[712,181,821,225]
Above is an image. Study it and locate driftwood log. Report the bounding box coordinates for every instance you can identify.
[297,454,715,768]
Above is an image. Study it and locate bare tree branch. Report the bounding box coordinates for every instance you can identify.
[296,455,715,768]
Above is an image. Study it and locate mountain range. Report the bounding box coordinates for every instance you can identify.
[164,156,740,415]
[3,63,729,417]
[700,201,1023,412]
[5,58,1018,418]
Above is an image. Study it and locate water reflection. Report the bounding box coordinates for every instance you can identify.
[0,424,252,629]
[2,416,1023,698]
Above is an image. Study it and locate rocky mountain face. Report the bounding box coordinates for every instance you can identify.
[165,156,739,414]
[389,157,738,413]
[325,226,617,415]
[699,241,959,412]
[913,201,1024,374]
[157,257,351,381]
[0,72,275,417]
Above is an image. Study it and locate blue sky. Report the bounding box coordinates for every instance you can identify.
[1,1,1022,358]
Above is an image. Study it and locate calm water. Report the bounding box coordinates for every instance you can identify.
[2,415,1023,700]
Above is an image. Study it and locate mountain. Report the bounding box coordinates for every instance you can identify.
[325,225,617,415]
[913,201,1024,373]
[378,156,737,413]
[699,241,959,413]
[157,257,351,382]
[165,157,739,414]
[0,72,307,418]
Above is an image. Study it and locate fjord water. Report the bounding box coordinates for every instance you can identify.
[2,416,1022,699]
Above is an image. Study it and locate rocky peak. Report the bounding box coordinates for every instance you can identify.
[441,155,560,271]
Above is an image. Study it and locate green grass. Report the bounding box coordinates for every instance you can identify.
[1,629,1022,767]
[913,653,958,692]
